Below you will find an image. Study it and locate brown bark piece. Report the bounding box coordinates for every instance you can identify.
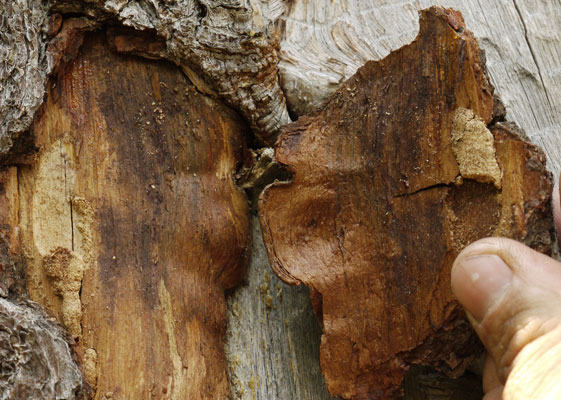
[17,33,250,399]
[259,7,553,400]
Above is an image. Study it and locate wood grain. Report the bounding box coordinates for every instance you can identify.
[225,216,337,400]
[260,8,554,399]
[17,33,250,399]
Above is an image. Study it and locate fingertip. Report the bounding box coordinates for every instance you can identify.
[483,354,502,393]
[453,237,551,280]
[452,237,515,268]
[482,386,503,400]
[451,251,513,322]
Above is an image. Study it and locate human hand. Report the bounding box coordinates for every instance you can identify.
[451,184,561,399]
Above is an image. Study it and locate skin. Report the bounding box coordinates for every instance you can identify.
[451,177,561,399]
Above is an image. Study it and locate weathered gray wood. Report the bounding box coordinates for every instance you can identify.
[0,298,83,399]
[225,216,337,400]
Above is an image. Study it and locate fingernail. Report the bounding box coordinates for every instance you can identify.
[451,254,513,322]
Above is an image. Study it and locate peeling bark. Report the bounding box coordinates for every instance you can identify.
[278,0,561,178]
[93,0,291,144]
[259,8,554,399]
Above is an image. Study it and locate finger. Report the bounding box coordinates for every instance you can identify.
[452,238,561,398]
[482,354,501,394]
[482,386,503,400]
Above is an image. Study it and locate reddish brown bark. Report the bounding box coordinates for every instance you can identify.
[259,7,553,399]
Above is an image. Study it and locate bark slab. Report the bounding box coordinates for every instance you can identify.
[260,7,554,399]
[278,0,561,177]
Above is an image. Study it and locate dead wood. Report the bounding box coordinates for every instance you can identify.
[259,7,554,399]
[3,33,251,398]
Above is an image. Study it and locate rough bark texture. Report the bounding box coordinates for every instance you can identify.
[8,32,251,399]
[91,0,291,144]
[260,8,554,399]
[0,297,83,399]
[0,0,50,159]
[0,0,291,152]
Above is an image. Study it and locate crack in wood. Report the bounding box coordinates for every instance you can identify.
[511,0,555,112]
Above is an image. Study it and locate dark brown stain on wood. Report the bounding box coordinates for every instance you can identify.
[19,32,250,399]
[259,7,553,399]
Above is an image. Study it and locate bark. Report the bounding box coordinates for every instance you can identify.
[259,8,554,399]
[0,0,50,159]
[0,297,83,399]
[0,1,560,399]
[278,0,561,177]
[0,0,291,153]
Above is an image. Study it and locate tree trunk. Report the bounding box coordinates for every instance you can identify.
[0,1,560,400]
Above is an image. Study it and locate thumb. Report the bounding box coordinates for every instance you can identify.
[452,238,561,399]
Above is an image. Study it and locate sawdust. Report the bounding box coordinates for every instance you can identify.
[43,247,85,336]
[30,138,75,254]
[19,138,93,338]
[83,347,98,389]
[451,108,502,188]
[71,196,95,266]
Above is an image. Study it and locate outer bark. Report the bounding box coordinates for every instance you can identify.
[0,298,83,399]
[0,0,50,158]
[260,8,554,399]
[0,0,291,154]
